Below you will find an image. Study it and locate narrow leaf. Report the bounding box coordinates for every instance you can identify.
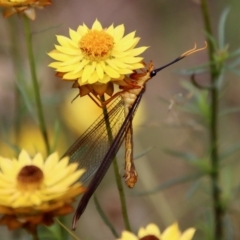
[220,107,240,116]
[93,195,119,238]
[220,142,240,161]
[134,146,154,160]
[218,7,230,48]
[163,149,197,163]
[133,172,204,196]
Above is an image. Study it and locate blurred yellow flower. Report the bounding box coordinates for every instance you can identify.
[48,19,148,96]
[61,90,147,136]
[0,123,66,158]
[118,223,196,240]
[0,0,51,20]
[0,150,85,233]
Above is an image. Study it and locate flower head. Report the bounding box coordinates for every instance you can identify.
[0,150,85,233]
[118,223,196,240]
[0,0,51,20]
[48,19,148,96]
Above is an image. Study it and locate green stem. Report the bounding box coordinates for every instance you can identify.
[8,17,23,144]
[55,218,79,240]
[100,95,132,232]
[31,232,39,240]
[93,195,119,238]
[23,16,50,155]
[200,1,223,239]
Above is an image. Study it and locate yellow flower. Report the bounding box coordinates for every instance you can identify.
[48,19,148,96]
[0,150,85,233]
[0,0,51,20]
[118,223,196,240]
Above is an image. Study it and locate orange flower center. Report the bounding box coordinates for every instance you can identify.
[79,30,114,61]
[17,165,44,191]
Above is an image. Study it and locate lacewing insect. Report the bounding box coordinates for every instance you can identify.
[62,43,207,229]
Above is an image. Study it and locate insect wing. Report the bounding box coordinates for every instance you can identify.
[62,96,125,183]
[72,90,144,228]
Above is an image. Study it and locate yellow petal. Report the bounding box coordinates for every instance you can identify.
[19,149,32,165]
[56,63,80,72]
[88,71,99,84]
[77,24,89,36]
[98,74,111,84]
[104,65,120,78]
[82,64,95,83]
[59,56,82,67]
[92,19,102,30]
[30,192,42,205]
[69,28,80,42]
[125,46,149,57]
[0,158,13,174]
[32,153,44,168]
[63,71,83,80]
[106,58,128,69]
[56,35,78,48]
[128,62,145,69]
[55,44,80,56]
[43,152,59,173]
[113,24,125,42]
[116,69,133,75]
[162,223,180,240]
[179,228,196,240]
[106,24,114,35]
[96,62,104,79]
[71,59,90,74]
[118,231,138,240]
[48,50,73,62]
[120,57,143,64]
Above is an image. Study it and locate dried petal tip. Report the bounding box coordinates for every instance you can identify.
[0,0,51,19]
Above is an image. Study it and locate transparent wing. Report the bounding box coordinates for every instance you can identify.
[72,90,144,228]
[62,96,125,183]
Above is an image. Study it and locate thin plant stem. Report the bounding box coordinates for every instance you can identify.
[200,1,224,239]
[8,17,23,143]
[55,218,79,240]
[93,195,119,238]
[31,232,39,240]
[23,16,50,154]
[100,95,132,232]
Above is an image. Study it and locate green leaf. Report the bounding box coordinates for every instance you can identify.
[185,179,201,199]
[228,50,240,68]
[227,68,240,76]
[38,223,63,240]
[178,62,210,76]
[204,30,218,49]
[228,47,240,59]
[15,80,37,123]
[218,7,230,48]
[134,146,154,160]
[94,195,119,238]
[180,81,210,123]
[133,172,204,196]
[220,142,240,161]
[163,149,196,163]
[164,149,211,172]
[220,107,240,117]
[0,125,20,155]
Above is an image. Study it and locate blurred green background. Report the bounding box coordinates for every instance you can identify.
[1,0,240,239]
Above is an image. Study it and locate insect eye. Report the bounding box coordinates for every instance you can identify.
[150,70,157,77]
